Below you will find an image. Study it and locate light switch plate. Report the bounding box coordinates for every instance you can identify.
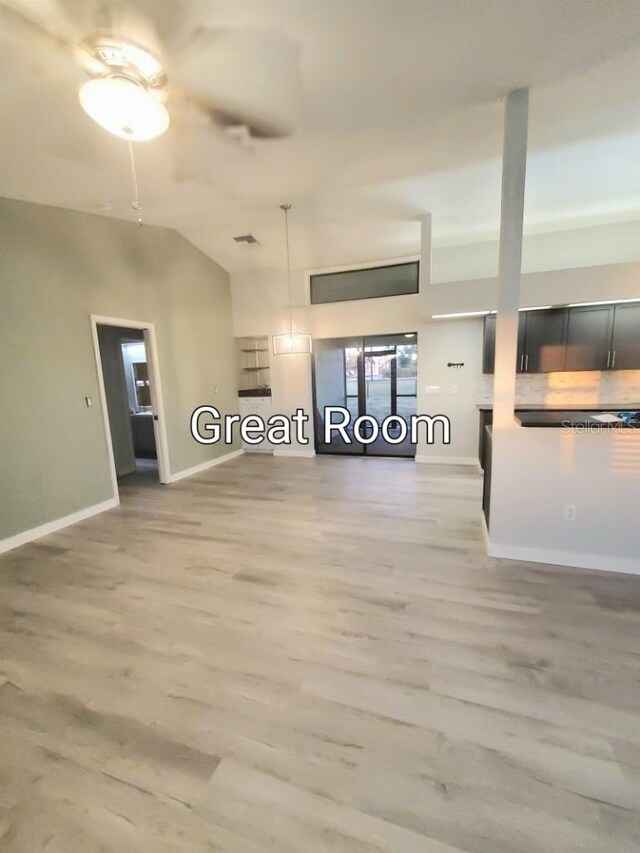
[424,385,441,395]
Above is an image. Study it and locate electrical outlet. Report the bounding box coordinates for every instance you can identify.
[563,504,578,521]
[451,385,459,395]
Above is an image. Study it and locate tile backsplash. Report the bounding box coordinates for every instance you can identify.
[475,371,640,406]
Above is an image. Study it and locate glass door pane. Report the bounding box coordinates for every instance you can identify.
[364,334,417,457]
[313,337,364,455]
[312,333,417,457]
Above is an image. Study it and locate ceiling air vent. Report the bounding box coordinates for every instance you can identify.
[233,234,258,244]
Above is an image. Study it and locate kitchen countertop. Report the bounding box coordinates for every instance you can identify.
[238,389,272,398]
[515,409,640,428]
[477,403,640,412]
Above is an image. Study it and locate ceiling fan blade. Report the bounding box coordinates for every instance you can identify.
[171,27,303,140]
[89,0,164,59]
[0,0,81,46]
[0,0,89,89]
[165,97,253,187]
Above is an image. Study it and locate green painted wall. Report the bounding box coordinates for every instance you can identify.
[0,197,240,540]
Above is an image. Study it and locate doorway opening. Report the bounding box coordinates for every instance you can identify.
[91,315,170,500]
[312,332,418,457]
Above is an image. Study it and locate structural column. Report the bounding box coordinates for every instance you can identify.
[415,212,432,462]
[419,213,432,298]
[493,88,529,429]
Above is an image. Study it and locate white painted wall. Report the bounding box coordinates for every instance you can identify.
[433,219,640,283]
[489,426,640,574]
[416,319,484,464]
[429,259,640,316]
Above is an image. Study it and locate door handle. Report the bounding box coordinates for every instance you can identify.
[519,354,524,372]
[525,354,529,372]
[611,350,616,368]
[606,350,611,369]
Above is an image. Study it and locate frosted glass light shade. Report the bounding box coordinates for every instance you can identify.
[79,77,169,141]
[272,332,312,355]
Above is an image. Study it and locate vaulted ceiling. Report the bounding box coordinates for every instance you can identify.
[1,0,640,272]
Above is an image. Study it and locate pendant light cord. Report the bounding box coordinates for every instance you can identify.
[281,204,293,335]
[128,139,143,227]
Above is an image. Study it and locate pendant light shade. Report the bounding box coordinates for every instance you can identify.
[273,204,312,356]
[272,331,312,355]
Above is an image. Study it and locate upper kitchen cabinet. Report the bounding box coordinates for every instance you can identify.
[609,303,640,370]
[483,310,564,374]
[481,301,638,373]
[482,314,496,374]
[521,308,568,373]
[482,313,526,374]
[564,305,614,371]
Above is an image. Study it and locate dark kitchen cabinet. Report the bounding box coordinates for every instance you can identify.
[482,426,492,526]
[564,306,614,372]
[610,303,640,370]
[482,314,496,374]
[482,313,526,374]
[481,302,638,374]
[521,308,568,373]
[478,408,493,469]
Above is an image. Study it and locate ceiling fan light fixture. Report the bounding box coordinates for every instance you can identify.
[79,76,169,141]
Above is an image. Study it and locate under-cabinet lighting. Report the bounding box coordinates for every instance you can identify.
[566,298,640,307]
[433,298,639,318]
[431,311,489,319]
[519,305,552,311]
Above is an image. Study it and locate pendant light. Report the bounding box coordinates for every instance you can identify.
[272,204,312,356]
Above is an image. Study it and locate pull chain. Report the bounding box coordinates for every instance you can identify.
[127,139,143,227]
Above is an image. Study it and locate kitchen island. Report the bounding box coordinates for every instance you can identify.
[478,402,640,468]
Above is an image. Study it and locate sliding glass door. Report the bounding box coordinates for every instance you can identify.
[312,333,417,457]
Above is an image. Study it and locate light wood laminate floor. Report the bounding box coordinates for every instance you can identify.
[1,455,639,852]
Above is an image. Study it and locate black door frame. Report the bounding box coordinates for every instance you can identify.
[312,333,417,458]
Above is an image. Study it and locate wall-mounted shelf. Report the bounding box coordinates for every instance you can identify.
[236,335,271,394]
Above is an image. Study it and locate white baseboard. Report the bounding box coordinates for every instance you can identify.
[167,448,244,483]
[0,449,246,556]
[488,541,640,576]
[273,448,316,458]
[0,497,119,556]
[415,455,479,467]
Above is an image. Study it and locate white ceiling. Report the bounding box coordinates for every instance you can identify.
[1,0,640,272]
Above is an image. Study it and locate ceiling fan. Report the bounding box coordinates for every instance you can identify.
[1,0,302,153]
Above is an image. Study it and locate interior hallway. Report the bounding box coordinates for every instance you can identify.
[0,455,638,852]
